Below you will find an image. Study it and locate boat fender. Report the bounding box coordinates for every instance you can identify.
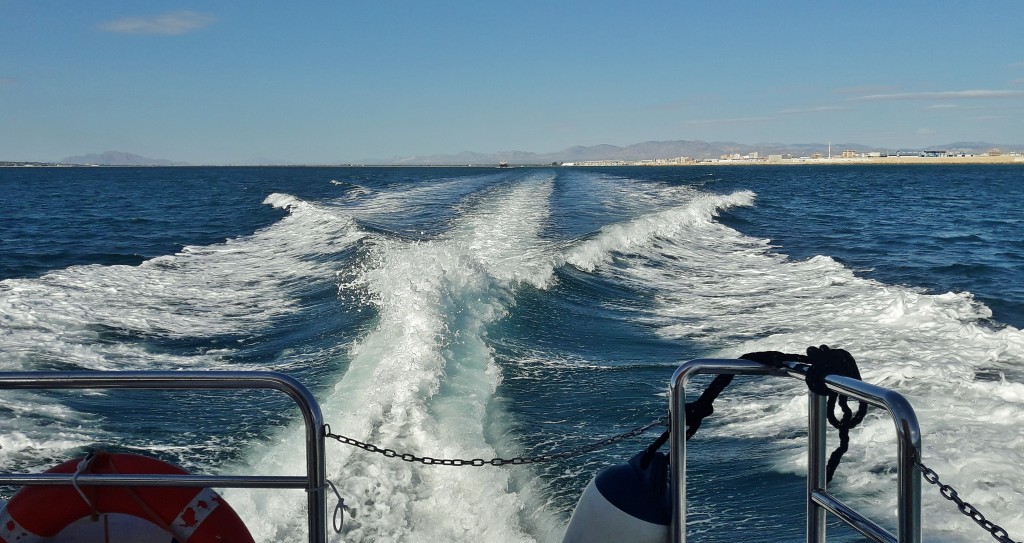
[0,451,254,543]
[562,449,671,543]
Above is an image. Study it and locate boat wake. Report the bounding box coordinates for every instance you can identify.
[3,168,1021,543]
[559,180,1024,542]
[228,173,564,542]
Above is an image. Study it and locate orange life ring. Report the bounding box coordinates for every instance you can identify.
[0,451,254,543]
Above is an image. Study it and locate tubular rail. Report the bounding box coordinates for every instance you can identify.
[0,371,327,543]
[669,359,922,543]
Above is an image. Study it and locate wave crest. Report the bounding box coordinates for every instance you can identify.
[565,190,756,271]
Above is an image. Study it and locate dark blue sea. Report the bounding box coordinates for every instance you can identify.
[1,165,1023,542]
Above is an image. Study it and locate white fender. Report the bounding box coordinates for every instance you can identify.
[562,451,671,543]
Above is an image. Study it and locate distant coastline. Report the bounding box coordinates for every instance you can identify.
[3,140,1023,168]
[4,156,1024,168]
[562,153,1024,167]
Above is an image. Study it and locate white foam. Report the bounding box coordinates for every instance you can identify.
[0,194,365,472]
[329,174,498,222]
[227,175,564,542]
[9,170,1020,542]
[564,190,756,272]
[0,194,362,371]
[569,191,1024,542]
[444,179,558,289]
[0,391,100,473]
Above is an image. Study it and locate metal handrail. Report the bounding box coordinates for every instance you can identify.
[0,371,327,543]
[670,359,922,543]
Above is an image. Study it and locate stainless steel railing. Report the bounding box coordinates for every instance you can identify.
[0,371,327,543]
[670,359,922,543]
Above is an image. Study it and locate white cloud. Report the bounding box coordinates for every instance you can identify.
[98,11,216,35]
[924,104,957,109]
[0,78,16,86]
[778,105,846,115]
[683,116,773,125]
[853,90,1024,101]
[832,85,896,96]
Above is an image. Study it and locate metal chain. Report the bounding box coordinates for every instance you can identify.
[324,417,668,467]
[326,421,1020,542]
[917,460,1021,543]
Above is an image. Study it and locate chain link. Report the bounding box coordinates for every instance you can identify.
[917,459,1020,543]
[324,417,667,467]
[327,421,1020,542]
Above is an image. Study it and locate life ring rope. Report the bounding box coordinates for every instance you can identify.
[105,453,182,539]
[70,451,99,521]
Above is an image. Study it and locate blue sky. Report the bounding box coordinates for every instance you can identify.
[2,1,1022,164]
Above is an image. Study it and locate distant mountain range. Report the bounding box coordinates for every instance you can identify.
[359,140,1022,165]
[60,151,190,166]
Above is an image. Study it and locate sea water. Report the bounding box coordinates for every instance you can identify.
[1,165,1022,542]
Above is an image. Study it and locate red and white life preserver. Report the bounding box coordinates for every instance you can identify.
[0,452,254,543]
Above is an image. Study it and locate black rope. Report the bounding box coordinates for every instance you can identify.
[683,374,733,439]
[805,345,869,482]
[684,345,868,483]
[643,363,757,466]
[642,374,733,466]
[740,350,807,367]
[677,351,802,443]
[640,429,671,468]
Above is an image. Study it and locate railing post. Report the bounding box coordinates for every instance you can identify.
[670,365,689,543]
[807,390,828,543]
[891,392,922,543]
[293,380,328,543]
[0,371,328,543]
[671,360,921,543]
[670,359,785,543]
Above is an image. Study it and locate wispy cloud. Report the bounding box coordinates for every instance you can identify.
[832,85,897,96]
[778,105,846,115]
[0,77,16,86]
[853,89,1024,101]
[924,104,957,109]
[683,116,773,126]
[98,11,216,35]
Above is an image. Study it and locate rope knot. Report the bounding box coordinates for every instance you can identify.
[804,345,869,482]
[805,345,862,396]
